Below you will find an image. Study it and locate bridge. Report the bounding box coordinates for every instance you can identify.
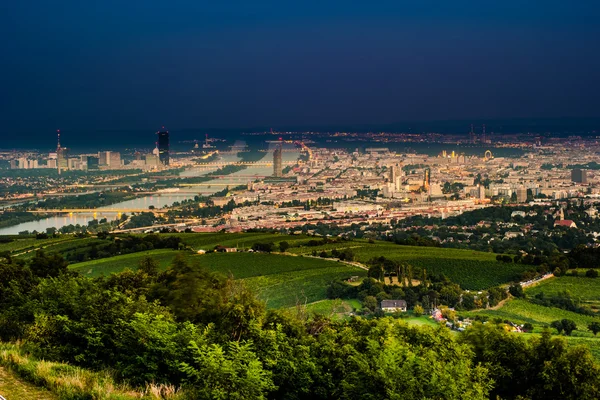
[193,161,296,168]
[27,208,169,215]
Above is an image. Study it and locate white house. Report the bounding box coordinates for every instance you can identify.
[381,300,407,312]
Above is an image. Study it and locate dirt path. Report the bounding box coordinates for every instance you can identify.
[0,366,56,400]
[488,297,510,310]
[296,254,369,270]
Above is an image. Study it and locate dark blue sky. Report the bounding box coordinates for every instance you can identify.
[1,1,599,141]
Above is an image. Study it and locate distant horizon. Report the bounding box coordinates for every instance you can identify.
[1,116,599,153]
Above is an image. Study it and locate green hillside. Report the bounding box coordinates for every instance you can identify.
[527,275,600,310]
[288,240,527,289]
[70,251,366,308]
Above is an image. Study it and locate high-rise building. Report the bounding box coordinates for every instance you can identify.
[478,184,486,200]
[98,151,111,166]
[80,155,99,170]
[68,158,80,170]
[516,187,528,203]
[18,157,28,169]
[57,147,68,173]
[145,154,160,169]
[157,130,170,166]
[571,168,588,184]
[56,130,68,174]
[273,143,282,177]
[389,164,400,183]
[109,152,121,167]
[423,168,431,191]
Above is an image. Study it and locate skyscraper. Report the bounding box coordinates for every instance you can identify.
[423,168,431,191]
[571,168,587,184]
[157,130,170,166]
[273,143,282,177]
[56,130,68,174]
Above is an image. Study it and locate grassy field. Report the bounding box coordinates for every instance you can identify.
[0,366,56,400]
[289,240,527,290]
[70,251,366,308]
[303,299,362,319]
[404,315,441,328]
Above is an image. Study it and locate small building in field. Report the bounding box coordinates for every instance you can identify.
[381,299,407,312]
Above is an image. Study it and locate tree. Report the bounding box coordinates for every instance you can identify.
[585,269,598,278]
[508,284,524,298]
[561,319,577,336]
[588,322,600,336]
[29,251,68,278]
[278,241,290,252]
[413,305,424,317]
[252,242,274,253]
[551,319,577,336]
[461,293,476,310]
[550,320,564,334]
[363,296,378,312]
[180,340,275,399]
[138,256,159,276]
[439,306,456,322]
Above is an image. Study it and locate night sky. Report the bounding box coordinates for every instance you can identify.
[1,1,599,145]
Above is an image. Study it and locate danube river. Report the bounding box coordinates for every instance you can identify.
[0,143,299,235]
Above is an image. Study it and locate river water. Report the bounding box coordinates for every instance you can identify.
[0,142,299,235]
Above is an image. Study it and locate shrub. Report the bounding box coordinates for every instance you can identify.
[585,269,598,278]
[413,305,424,317]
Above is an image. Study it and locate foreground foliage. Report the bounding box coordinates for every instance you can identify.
[0,252,599,399]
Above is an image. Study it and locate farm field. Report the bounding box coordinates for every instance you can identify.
[0,236,75,255]
[4,232,535,291]
[526,276,600,309]
[7,233,532,290]
[566,336,600,361]
[463,299,600,337]
[69,249,185,277]
[289,240,527,290]
[164,232,311,250]
[16,237,108,260]
[69,251,366,308]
